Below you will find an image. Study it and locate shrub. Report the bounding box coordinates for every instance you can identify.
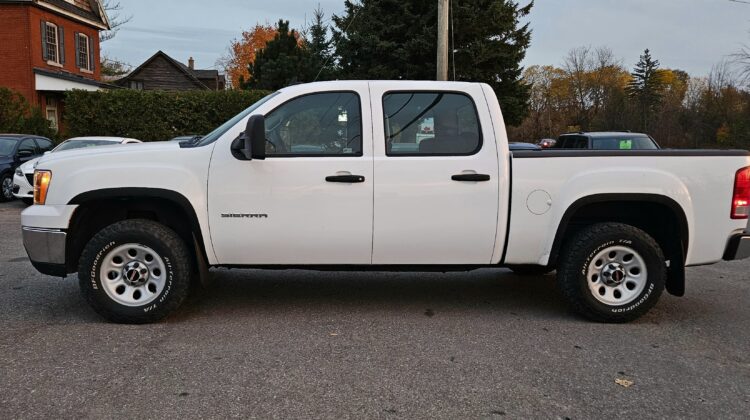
[0,87,56,138]
[65,89,270,142]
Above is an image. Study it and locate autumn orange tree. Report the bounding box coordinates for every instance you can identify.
[219,24,278,89]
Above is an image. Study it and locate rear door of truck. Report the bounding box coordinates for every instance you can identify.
[368,82,501,264]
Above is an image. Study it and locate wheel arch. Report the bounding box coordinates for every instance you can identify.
[66,188,209,274]
[548,193,689,297]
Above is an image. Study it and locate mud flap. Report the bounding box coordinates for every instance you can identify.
[665,246,685,297]
[193,234,213,289]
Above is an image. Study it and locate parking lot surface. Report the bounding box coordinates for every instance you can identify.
[1,200,749,419]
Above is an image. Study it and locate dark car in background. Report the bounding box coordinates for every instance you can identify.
[0,134,54,202]
[553,132,660,150]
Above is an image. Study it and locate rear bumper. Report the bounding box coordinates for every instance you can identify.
[22,227,67,277]
[724,234,750,261]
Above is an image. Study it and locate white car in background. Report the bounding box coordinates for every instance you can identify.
[13,137,141,204]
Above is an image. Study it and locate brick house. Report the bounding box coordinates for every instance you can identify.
[0,0,110,132]
[116,51,226,91]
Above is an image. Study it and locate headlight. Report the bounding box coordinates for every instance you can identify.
[33,170,52,205]
[15,167,23,177]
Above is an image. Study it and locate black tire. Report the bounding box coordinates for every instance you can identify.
[557,223,665,323]
[0,173,14,202]
[508,265,555,276]
[21,198,34,206]
[78,219,192,324]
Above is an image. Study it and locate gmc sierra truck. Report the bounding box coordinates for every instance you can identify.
[20,81,750,324]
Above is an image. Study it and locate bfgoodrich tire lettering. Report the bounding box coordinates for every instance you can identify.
[557,223,666,323]
[78,219,192,324]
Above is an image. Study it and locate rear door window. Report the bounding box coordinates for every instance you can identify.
[383,92,482,156]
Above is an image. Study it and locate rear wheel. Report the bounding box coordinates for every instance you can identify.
[557,223,665,323]
[0,174,14,202]
[78,219,192,324]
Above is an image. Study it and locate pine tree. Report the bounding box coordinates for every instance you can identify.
[306,6,336,81]
[331,0,533,125]
[627,49,666,131]
[242,20,315,90]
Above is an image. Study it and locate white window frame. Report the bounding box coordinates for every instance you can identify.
[46,99,58,132]
[77,33,91,72]
[45,22,61,65]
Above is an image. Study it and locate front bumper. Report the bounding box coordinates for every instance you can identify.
[724,234,750,261]
[22,227,67,277]
[12,172,33,199]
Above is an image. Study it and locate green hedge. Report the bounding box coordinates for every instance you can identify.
[0,87,56,138]
[65,89,270,142]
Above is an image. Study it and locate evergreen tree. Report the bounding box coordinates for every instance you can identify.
[306,6,336,81]
[242,20,315,90]
[331,0,533,125]
[627,49,666,131]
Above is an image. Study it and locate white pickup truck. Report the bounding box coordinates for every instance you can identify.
[21,81,750,324]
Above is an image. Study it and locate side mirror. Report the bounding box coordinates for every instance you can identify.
[231,115,266,161]
[17,150,33,159]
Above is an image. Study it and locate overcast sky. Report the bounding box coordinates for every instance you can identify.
[103,0,750,76]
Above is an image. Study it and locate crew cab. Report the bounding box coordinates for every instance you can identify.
[20,81,750,324]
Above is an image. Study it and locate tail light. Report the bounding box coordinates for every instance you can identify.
[731,166,750,219]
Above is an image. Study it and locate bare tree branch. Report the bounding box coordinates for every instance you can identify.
[100,1,132,43]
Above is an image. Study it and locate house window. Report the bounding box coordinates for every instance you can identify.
[128,81,144,90]
[45,22,60,64]
[77,33,90,71]
[45,98,58,132]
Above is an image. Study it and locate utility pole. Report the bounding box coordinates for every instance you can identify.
[436,0,449,81]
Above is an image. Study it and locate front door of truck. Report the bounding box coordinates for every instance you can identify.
[208,86,374,265]
[369,83,501,264]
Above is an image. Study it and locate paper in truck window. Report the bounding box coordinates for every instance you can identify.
[619,139,633,150]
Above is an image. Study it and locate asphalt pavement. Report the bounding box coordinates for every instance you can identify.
[0,200,748,419]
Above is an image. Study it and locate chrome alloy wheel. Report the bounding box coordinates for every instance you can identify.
[100,243,167,307]
[1,177,12,200]
[586,245,648,306]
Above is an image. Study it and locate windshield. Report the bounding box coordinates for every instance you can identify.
[193,91,279,147]
[0,138,17,156]
[53,139,118,152]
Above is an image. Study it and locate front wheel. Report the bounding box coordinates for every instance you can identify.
[557,223,665,323]
[0,174,14,202]
[78,219,192,324]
